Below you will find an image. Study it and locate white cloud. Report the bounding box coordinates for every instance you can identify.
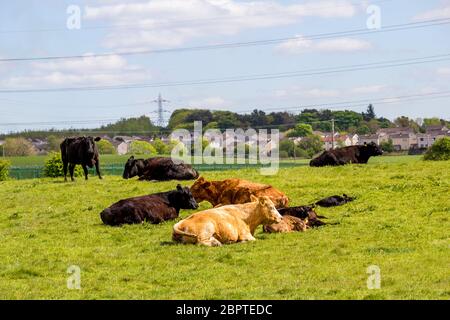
[414,2,450,20]
[273,86,340,99]
[274,84,387,99]
[84,0,356,50]
[351,85,386,94]
[437,67,450,76]
[276,36,372,54]
[189,96,228,108]
[1,54,150,88]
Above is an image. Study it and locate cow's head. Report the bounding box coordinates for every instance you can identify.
[364,142,383,156]
[190,176,217,203]
[83,136,101,166]
[123,156,148,179]
[169,184,199,210]
[251,195,283,224]
[123,156,139,179]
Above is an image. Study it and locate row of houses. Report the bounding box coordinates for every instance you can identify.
[303,125,450,151]
[1,125,448,156]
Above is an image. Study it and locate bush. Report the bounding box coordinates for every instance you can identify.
[279,150,289,159]
[3,138,35,156]
[151,138,169,155]
[380,139,395,153]
[96,139,117,155]
[297,135,324,158]
[424,137,450,161]
[129,140,157,155]
[43,152,83,177]
[0,160,10,181]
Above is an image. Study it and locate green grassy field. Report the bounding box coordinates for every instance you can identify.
[2,154,418,167]
[0,156,449,299]
[4,154,139,167]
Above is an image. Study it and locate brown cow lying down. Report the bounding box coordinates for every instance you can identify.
[172,195,283,246]
[100,185,198,226]
[277,205,326,228]
[263,215,308,233]
[190,177,289,209]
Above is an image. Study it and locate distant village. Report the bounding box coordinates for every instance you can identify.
[1,124,448,157]
[308,124,450,152]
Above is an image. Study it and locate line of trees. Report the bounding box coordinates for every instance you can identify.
[2,107,448,142]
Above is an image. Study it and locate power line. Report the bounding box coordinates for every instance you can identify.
[1,53,449,94]
[1,90,449,127]
[1,17,449,63]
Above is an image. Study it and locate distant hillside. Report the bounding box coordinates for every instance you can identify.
[167,106,395,134]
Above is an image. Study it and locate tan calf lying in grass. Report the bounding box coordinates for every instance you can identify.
[263,215,308,233]
[190,177,289,209]
[172,195,283,246]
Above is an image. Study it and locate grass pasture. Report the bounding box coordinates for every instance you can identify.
[0,156,449,299]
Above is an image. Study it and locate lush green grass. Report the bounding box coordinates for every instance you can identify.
[3,154,421,167]
[4,154,138,167]
[0,156,448,299]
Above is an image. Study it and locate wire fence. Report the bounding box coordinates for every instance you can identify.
[8,161,308,180]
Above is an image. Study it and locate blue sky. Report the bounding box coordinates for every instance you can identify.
[0,0,449,133]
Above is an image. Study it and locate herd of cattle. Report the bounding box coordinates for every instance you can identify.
[60,136,382,246]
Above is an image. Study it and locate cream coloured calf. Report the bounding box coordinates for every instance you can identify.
[172,195,282,246]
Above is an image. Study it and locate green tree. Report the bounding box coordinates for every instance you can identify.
[43,152,83,178]
[356,125,370,135]
[423,118,442,127]
[279,139,296,157]
[380,139,395,153]
[424,137,450,161]
[96,139,117,154]
[129,141,157,155]
[297,135,324,158]
[3,138,35,156]
[286,123,313,137]
[47,135,62,152]
[151,138,169,155]
[363,104,376,121]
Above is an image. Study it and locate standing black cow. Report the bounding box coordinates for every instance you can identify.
[60,136,102,181]
[123,156,199,181]
[310,142,383,167]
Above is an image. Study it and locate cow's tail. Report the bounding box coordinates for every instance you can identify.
[172,222,197,243]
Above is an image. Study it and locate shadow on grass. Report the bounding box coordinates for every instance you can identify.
[160,241,178,246]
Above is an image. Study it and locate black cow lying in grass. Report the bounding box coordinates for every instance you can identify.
[315,194,355,207]
[310,142,383,167]
[100,185,198,226]
[277,205,327,228]
[122,156,199,181]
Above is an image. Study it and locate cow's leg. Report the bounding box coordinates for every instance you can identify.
[69,164,76,182]
[198,237,222,247]
[95,160,102,179]
[63,161,68,182]
[81,164,89,180]
[238,233,256,242]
